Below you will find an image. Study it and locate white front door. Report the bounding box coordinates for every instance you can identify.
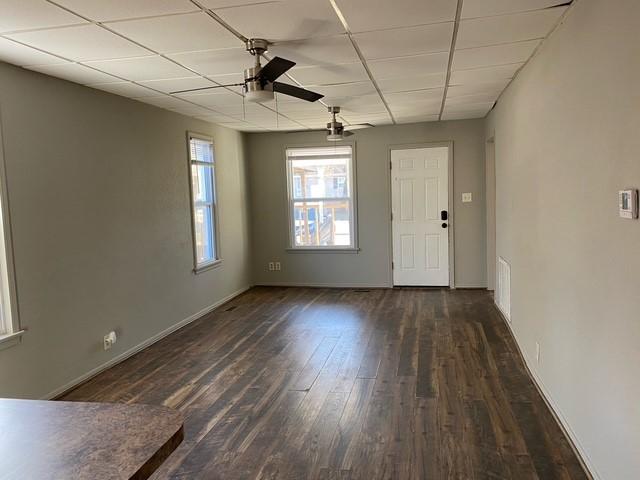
[391,146,450,286]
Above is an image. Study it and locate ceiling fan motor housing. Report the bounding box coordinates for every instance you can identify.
[244,39,274,103]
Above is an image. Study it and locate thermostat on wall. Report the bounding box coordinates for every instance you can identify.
[619,189,638,219]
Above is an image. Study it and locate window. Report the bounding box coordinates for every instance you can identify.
[286,145,357,249]
[0,157,20,347]
[188,133,219,271]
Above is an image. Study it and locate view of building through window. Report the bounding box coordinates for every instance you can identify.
[189,135,217,267]
[286,146,355,248]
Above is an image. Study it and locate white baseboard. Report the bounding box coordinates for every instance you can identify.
[254,281,391,289]
[493,301,600,480]
[43,285,252,400]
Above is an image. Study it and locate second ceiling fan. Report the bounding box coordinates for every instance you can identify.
[171,38,323,104]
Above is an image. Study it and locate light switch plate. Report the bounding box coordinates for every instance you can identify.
[462,192,472,203]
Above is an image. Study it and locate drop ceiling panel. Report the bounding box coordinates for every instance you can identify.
[0,0,85,33]
[450,63,523,85]
[368,52,449,80]
[444,101,494,113]
[167,48,249,76]
[452,40,539,70]
[213,0,345,41]
[107,12,239,54]
[290,63,368,85]
[7,24,149,61]
[89,81,158,98]
[311,81,378,98]
[378,73,446,93]
[176,89,246,108]
[447,79,510,97]
[169,104,217,116]
[445,92,501,106]
[334,0,457,33]
[138,76,219,94]
[353,23,453,60]
[395,114,440,124]
[456,8,566,49]
[138,95,195,109]
[268,35,358,67]
[462,0,568,19]
[85,56,193,81]
[27,63,120,84]
[441,110,489,120]
[54,0,199,22]
[0,37,63,66]
[199,0,276,8]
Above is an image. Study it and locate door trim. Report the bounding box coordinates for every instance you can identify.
[387,141,455,288]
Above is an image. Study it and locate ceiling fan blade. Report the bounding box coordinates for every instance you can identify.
[344,123,374,131]
[272,82,324,102]
[259,57,296,82]
[170,83,244,95]
[342,131,355,137]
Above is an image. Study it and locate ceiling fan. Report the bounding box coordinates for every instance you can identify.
[170,38,323,104]
[325,106,373,141]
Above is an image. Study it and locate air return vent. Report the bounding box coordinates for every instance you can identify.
[497,257,511,321]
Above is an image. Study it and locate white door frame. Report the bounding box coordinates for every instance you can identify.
[387,141,455,288]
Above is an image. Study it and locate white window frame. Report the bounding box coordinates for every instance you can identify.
[0,122,22,351]
[187,132,221,273]
[285,143,358,252]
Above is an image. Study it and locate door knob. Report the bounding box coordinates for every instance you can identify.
[442,223,448,228]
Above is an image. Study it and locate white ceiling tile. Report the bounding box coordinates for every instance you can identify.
[378,73,446,93]
[138,76,219,94]
[444,101,494,113]
[107,12,239,54]
[324,94,385,111]
[214,0,345,41]
[7,24,149,61]
[168,48,249,76]
[89,81,158,97]
[447,79,510,97]
[395,114,440,124]
[450,63,523,84]
[268,100,327,115]
[452,40,539,70]
[85,55,193,81]
[312,81,378,98]
[0,37,64,66]
[176,89,246,108]
[385,88,444,105]
[353,23,453,60]
[200,0,274,7]
[196,113,239,123]
[445,92,501,106]
[391,104,441,117]
[290,63,368,85]
[0,0,85,33]
[368,52,449,80]
[268,35,358,67]
[217,122,254,130]
[334,0,457,33]
[26,63,120,84]
[54,0,199,22]
[87,55,193,81]
[137,95,195,109]
[441,110,488,120]
[168,104,214,116]
[456,8,566,49]
[462,0,568,19]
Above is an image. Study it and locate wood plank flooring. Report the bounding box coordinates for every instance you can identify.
[61,287,588,480]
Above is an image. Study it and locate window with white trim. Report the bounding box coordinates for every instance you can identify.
[286,145,356,249]
[0,170,18,344]
[188,134,219,270]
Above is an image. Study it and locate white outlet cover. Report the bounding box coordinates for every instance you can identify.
[462,192,473,203]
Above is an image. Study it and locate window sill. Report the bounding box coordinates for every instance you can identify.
[0,330,25,352]
[286,248,360,254]
[193,259,223,274]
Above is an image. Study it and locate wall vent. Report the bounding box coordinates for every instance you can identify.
[497,257,511,321]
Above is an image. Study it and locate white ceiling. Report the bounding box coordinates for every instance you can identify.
[0,0,571,132]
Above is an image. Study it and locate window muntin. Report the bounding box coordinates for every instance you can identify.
[286,146,356,249]
[188,135,218,269]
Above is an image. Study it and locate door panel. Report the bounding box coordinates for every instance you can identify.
[392,146,449,286]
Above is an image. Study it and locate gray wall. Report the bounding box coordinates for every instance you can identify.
[485,0,639,478]
[0,61,251,399]
[247,121,486,288]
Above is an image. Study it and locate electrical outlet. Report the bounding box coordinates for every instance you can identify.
[104,331,117,351]
[268,262,275,271]
[275,262,281,271]
[462,192,473,203]
[535,342,541,364]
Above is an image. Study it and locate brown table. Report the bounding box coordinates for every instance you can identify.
[0,398,183,480]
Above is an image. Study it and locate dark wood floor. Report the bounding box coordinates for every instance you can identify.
[62,287,588,480]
